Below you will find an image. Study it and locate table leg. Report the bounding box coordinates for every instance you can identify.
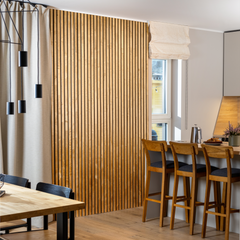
[57,212,68,240]
[70,211,75,240]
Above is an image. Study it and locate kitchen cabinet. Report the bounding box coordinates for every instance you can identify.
[224,31,240,96]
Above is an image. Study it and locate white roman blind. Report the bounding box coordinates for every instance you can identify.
[149,21,190,60]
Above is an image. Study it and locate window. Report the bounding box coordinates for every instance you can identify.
[150,59,171,141]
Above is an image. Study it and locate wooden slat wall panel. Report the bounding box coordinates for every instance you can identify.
[50,9,148,217]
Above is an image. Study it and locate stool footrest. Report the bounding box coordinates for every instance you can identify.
[176,197,190,202]
[174,204,191,210]
[195,201,204,206]
[206,211,225,217]
[230,208,239,213]
[207,203,223,209]
[208,201,218,205]
[148,192,161,197]
[146,198,161,204]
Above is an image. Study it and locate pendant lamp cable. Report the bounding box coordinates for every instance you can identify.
[27,0,39,85]
[0,6,12,102]
[21,3,24,99]
[2,0,23,45]
[37,7,39,84]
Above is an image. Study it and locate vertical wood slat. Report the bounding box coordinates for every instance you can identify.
[57,11,62,186]
[51,9,148,216]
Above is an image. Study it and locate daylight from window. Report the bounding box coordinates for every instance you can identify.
[151,59,169,141]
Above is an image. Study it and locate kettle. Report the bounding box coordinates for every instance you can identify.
[190,124,202,143]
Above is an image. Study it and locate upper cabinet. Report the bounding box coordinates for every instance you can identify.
[224,31,240,96]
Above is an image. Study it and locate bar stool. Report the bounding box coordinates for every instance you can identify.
[201,144,240,240]
[169,142,219,235]
[141,139,189,227]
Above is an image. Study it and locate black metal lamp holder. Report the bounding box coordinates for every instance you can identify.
[0,0,43,115]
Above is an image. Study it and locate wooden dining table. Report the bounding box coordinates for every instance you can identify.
[0,183,85,240]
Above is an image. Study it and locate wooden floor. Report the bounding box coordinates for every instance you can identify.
[1,207,239,240]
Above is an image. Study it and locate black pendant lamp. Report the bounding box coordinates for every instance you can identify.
[18,100,26,113]
[18,51,27,67]
[35,8,42,98]
[6,23,14,115]
[18,3,27,68]
[6,102,14,115]
[1,3,14,115]
[18,4,27,113]
[18,65,26,114]
[1,0,42,116]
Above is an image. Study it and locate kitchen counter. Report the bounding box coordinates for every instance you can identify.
[146,141,240,234]
[166,141,240,155]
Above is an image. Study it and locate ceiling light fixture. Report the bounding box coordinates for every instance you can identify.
[0,0,42,115]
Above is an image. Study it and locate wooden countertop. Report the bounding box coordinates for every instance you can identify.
[167,141,240,156]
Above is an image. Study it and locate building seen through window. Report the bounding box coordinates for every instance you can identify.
[151,59,170,141]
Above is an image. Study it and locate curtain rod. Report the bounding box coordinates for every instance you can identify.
[0,0,48,8]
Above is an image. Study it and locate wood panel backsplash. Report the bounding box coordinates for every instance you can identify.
[50,10,149,216]
[213,96,240,137]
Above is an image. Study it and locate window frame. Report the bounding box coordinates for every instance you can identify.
[149,59,172,141]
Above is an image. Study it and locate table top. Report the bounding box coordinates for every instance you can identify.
[0,183,85,222]
[167,141,240,155]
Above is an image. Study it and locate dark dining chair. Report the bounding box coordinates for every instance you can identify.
[4,174,30,188]
[0,174,31,234]
[36,182,75,240]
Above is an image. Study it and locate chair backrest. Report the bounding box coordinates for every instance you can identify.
[201,144,234,176]
[36,182,73,199]
[2,174,30,188]
[170,142,198,170]
[141,139,168,167]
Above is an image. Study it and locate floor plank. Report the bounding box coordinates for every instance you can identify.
[1,207,239,240]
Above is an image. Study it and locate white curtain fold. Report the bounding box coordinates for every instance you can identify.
[0,2,52,189]
[0,117,3,173]
[149,21,191,60]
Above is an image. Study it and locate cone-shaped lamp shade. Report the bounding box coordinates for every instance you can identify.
[18,100,26,113]
[35,84,42,98]
[18,51,28,67]
[6,102,14,115]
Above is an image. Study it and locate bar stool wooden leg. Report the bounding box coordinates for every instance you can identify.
[163,173,170,218]
[160,171,166,227]
[202,179,211,238]
[163,173,170,217]
[225,181,231,240]
[170,175,179,230]
[213,181,220,230]
[183,176,190,223]
[142,170,151,222]
[220,182,227,231]
[189,176,197,235]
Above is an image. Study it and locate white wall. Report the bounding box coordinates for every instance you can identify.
[148,28,240,234]
[180,29,223,142]
[170,29,240,234]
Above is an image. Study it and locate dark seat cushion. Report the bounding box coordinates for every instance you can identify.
[148,150,188,169]
[211,168,240,178]
[151,160,188,169]
[179,164,218,173]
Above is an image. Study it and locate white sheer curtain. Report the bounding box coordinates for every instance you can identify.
[0,2,51,189]
[0,117,3,173]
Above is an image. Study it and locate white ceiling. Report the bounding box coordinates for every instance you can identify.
[37,0,240,32]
